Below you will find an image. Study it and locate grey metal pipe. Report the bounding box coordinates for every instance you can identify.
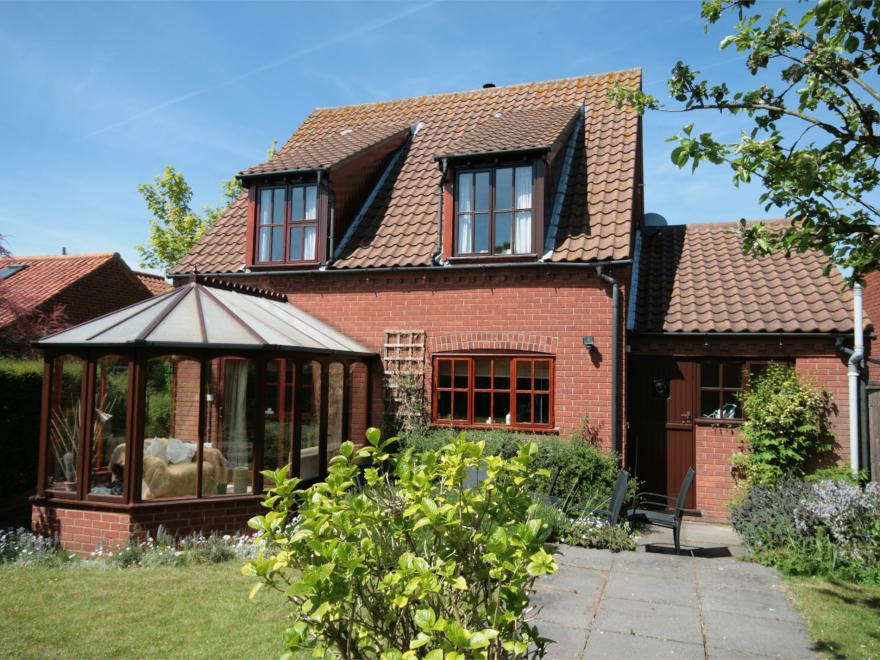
[597,266,620,456]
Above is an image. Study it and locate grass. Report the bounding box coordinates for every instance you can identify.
[785,577,880,660]
[0,562,292,659]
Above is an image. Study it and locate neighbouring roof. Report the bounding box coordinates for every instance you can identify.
[238,122,411,177]
[434,106,580,160]
[173,69,641,275]
[0,253,118,328]
[39,281,373,356]
[633,220,856,334]
[134,271,172,296]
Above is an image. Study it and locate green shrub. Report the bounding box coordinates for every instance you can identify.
[400,427,628,512]
[245,429,558,658]
[560,517,637,553]
[732,363,833,486]
[731,477,811,549]
[0,359,45,499]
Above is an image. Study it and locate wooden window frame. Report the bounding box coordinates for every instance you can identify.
[696,359,791,423]
[431,354,555,430]
[254,183,321,266]
[453,163,538,259]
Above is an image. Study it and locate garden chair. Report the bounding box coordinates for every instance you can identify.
[567,469,629,525]
[627,467,695,555]
[531,467,562,507]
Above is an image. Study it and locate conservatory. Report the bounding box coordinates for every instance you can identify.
[31,278,376,553]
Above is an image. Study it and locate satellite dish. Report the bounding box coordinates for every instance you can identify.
[643,213,668,227]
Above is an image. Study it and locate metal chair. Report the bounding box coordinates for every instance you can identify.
[628,467,696,554]
[568,469,629,525]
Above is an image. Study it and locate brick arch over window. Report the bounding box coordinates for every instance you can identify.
[429,333,557,356]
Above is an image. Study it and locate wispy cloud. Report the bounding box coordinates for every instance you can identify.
[80,1,437,141]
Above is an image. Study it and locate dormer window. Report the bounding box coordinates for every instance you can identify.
[256,184,319,264]
[456,164,534,256]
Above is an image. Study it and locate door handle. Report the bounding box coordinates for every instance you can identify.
[681,410,692,423]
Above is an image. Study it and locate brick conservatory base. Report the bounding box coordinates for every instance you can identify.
[31,498,263,555]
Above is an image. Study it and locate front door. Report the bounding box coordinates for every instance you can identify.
[627,358,696,510]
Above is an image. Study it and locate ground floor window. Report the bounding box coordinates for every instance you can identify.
[432,354,553,429]
[698,360,786,420]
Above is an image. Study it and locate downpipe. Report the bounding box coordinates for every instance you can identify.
[848,283,864,474]
[597,266,620,456]
[433,158,448,265]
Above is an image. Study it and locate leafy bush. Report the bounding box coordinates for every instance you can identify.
[0,528,76,567]
[0,359,44,499]
[245,429,558,658]
[560,516,637,553]
[400,427,628,513]
[732,478,880,584]
[732,363,833,486]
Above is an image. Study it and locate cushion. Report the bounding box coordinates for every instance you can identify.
[165,438,196,464]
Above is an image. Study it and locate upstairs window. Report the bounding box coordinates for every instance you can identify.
[456,165,534,257]
[256,184,318,264]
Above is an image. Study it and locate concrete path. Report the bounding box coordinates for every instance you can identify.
[529,546,815,659]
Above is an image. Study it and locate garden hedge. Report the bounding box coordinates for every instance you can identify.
[0,359,43,498]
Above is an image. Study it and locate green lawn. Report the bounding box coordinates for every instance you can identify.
[0,562,291,659]
[786,577,880,660]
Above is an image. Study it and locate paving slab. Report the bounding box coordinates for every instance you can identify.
[532,620,588,659]
[594,596,703,645]
[603,568,699,606]
[583,629,705,660]
[554,545,614,571]
[701,583,802,623]
[703,609,814,658]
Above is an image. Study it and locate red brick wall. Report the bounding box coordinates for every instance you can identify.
[45,255,153,327]
[242,266,627,445]
[864,271,879,342]
[630,335,850,520]
[31,499,263,555]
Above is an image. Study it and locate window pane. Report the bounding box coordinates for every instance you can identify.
[272,188,285,224]
[453,361,468,389]
[207,358,257,497]
[516,361,532,390]
[289,227,302,261]
[474,358,491,389]
[271,227,284,261]
[48,355,84,493]
[305,186,318,220]
[495,168,513,210]
[514,211,532,254]
[700,390,721,418]
[303,226,317,260]
[722,361,743,388]
[457,173,473,213]
[452,391,469,421]
[471,213,488,254]
[258,227,272,262]
[291,187,304,221]
[90,356,129,497]
[494,358,510,390]
[300,361,322,481]
[437,390,452,419]
[493,392,511,424]
[142,356,201,499]
[259,189,273,225]
[474,171,490,211]
[701,361,720,388]
[457,215,473,253]
[534,361,550,391]
[438,361,452,388]
[494,212,512,254]
[262,359,294,486]
[327,363,344,462]
[474,392,491,423]
[515,166,532,209]
[535,393,550,425]
[721,391,740,419]
[516,393,531,423]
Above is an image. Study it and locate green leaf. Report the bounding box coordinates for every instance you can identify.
[414,607,437,631]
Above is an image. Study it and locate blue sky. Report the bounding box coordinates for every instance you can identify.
[0,0,785,274]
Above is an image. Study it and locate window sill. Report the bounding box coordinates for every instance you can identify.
[429,421,559,434]
[695,418,743,427]
[251,261,320,270]
[447,254,538,265]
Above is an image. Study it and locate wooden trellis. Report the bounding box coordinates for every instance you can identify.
[382,330,426,428]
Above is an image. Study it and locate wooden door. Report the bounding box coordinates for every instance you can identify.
[627,359,696,509]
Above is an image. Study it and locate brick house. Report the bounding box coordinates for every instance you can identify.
[0,252,157,352]
[31,70,868,552]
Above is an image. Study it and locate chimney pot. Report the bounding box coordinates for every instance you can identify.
[482,83,496,89]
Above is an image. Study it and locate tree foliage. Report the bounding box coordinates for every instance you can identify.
[137,166,242,273]
[610,0,880,280]
[245,429,557,658]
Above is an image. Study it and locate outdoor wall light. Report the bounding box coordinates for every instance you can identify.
[582,336,595,351]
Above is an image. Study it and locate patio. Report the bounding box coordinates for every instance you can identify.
[529,542,815,659]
